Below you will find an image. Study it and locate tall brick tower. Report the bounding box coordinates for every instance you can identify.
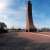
[26,0,37,32]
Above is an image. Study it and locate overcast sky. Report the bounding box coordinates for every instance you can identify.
[0,0,50,29]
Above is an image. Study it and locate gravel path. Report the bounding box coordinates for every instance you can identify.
[0,32,32,50]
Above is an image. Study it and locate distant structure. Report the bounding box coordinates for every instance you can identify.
[26,0,37,32]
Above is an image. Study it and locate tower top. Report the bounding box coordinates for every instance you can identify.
[28,0,31,2]
[28,0,32,5]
